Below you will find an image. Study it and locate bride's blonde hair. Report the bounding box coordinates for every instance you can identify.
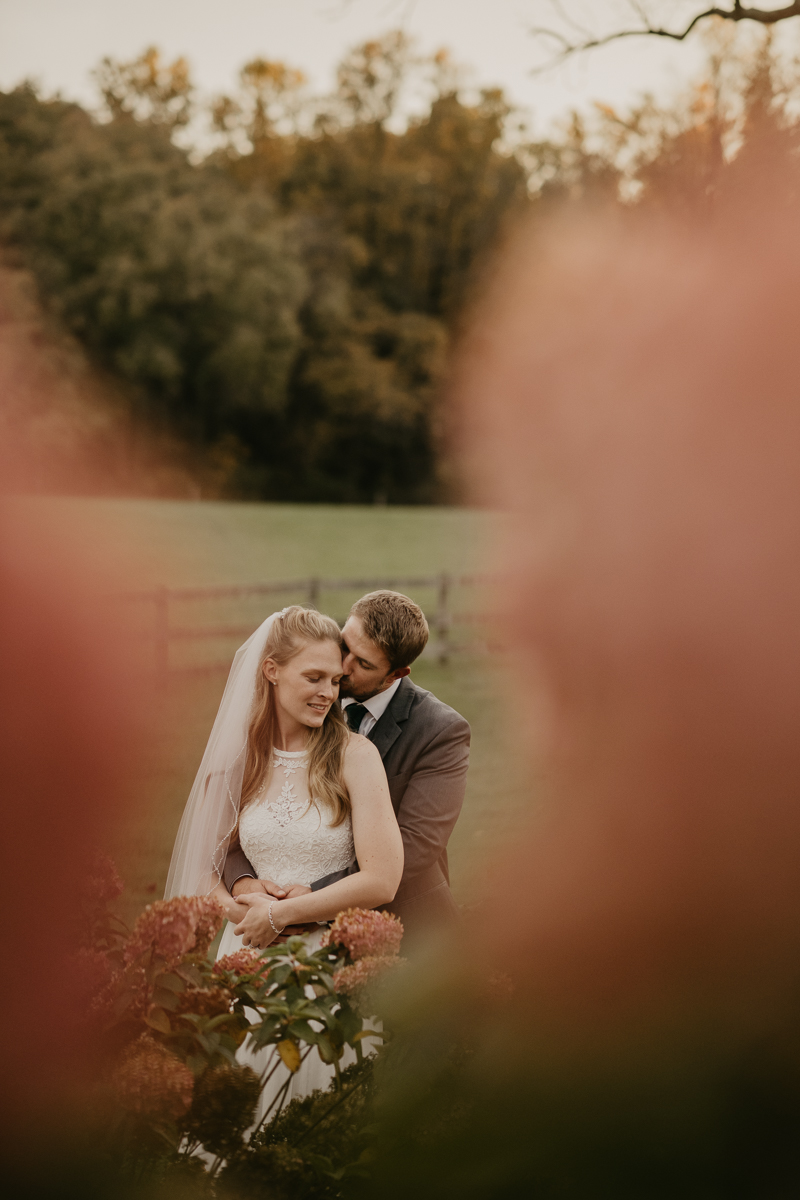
[237,606,350,831]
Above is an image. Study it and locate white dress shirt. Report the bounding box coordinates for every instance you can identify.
[341,677,402,736]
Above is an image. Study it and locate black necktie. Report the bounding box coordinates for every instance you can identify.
[345,703,368,732]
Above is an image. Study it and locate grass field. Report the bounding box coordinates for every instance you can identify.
[10,495,497,588]
[10,497,532,920]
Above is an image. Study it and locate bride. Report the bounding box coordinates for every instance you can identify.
[165,605,403,1108]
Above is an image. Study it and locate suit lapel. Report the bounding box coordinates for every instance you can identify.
[368,676,418,760]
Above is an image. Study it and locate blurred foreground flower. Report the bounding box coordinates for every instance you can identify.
[213,948,270,978]
[124,895,223,968]
[357,123,800,1200]
[85,853,124,905]
[76,947,114,999]
[325,907,403,961]
[173,985,232,1019]
[334,955,402,995]
[113,1034,194,1122]
[183,1065,261,1159]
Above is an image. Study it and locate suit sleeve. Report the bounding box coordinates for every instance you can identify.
[395,716,470,883]
[222,844,257,890]
[310,863,358,891]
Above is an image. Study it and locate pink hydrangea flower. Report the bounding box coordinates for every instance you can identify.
[124,965,151,1019]
[77,948,120,1022]
[85,854,123,904]
[174,985,232,1018]
[213,949,270,978]
[324,908,404,961]
[112,1035,194,1121]
[193,900,226,959]
[77,947,114,995]
[125,896,223,968]
[333,955,400,995]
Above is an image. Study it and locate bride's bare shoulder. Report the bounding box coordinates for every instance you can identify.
[343,733,382,767]
[343,734,386,798]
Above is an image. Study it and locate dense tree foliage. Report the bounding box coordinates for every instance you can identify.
[0,36,529,501]
[0,85,303,474]
[2,26,800,500]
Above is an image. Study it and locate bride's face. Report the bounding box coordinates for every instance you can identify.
[264,638,343,729]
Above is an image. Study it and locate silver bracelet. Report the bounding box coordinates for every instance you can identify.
[268,901,285,936]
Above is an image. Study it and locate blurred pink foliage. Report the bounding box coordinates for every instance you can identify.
[214,949,270,978]
[456,150,800,1031]
[324,907,404,962]
[84,854,124,905]
[333,955,400,995]
[125,896,224,969]
[112,1035,194,1122]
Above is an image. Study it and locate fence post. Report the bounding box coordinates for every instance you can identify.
[154,585,170,682]
[307,577,320,609]
[436,572,451,665]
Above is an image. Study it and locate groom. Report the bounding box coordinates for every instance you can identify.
[224,589,470,933]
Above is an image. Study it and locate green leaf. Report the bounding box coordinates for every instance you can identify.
[277,1039,301,1072]
[176,964,204,987]
[145,1007,171,1034]
[284,935,308,950]
[337,1007,364,1042]
[316,1035,339,1065]
[294,1002,328,1022]
[261,1001,291,1018]
[307,1153,340,1178]
[110,990,136,1020]
[200,1012,238,1033]
[152,988,180,1011]
[287,1019,319,1043]
[156,972,185,993]
[250,1017,280,1047]
[147,1118,182,1152]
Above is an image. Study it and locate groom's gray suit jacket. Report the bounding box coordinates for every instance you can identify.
[223,677,470,931]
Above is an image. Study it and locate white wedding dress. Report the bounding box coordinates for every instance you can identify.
[216,747,356,1122]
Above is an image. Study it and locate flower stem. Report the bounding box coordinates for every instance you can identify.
[293,1062,374,1148]
[251,1046,313,1139]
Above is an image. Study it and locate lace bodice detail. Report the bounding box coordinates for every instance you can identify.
[238,749,354,888]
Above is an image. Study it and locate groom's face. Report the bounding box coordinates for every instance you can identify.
[339,615,400,701]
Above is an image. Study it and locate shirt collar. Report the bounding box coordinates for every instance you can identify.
[341,676,402,721]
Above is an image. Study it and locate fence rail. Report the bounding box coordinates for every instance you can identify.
[124,573,486,678]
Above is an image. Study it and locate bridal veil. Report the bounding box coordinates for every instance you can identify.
[165,612,278,898]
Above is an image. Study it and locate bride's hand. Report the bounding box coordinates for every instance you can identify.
[212,882,250,925]
[233,893,282,949]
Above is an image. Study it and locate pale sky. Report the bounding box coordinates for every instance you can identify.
[0,0,732,135]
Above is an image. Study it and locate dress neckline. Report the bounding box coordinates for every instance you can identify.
[273,747,308,758]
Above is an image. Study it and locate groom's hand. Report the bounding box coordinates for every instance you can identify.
[283,883,312,900]
[231,877,287,900]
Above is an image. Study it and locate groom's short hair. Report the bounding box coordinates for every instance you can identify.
[350,590,429,670]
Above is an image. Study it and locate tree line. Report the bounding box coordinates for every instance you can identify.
[1,25,799,501]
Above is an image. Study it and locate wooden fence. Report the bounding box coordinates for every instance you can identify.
[124,573,485,677]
